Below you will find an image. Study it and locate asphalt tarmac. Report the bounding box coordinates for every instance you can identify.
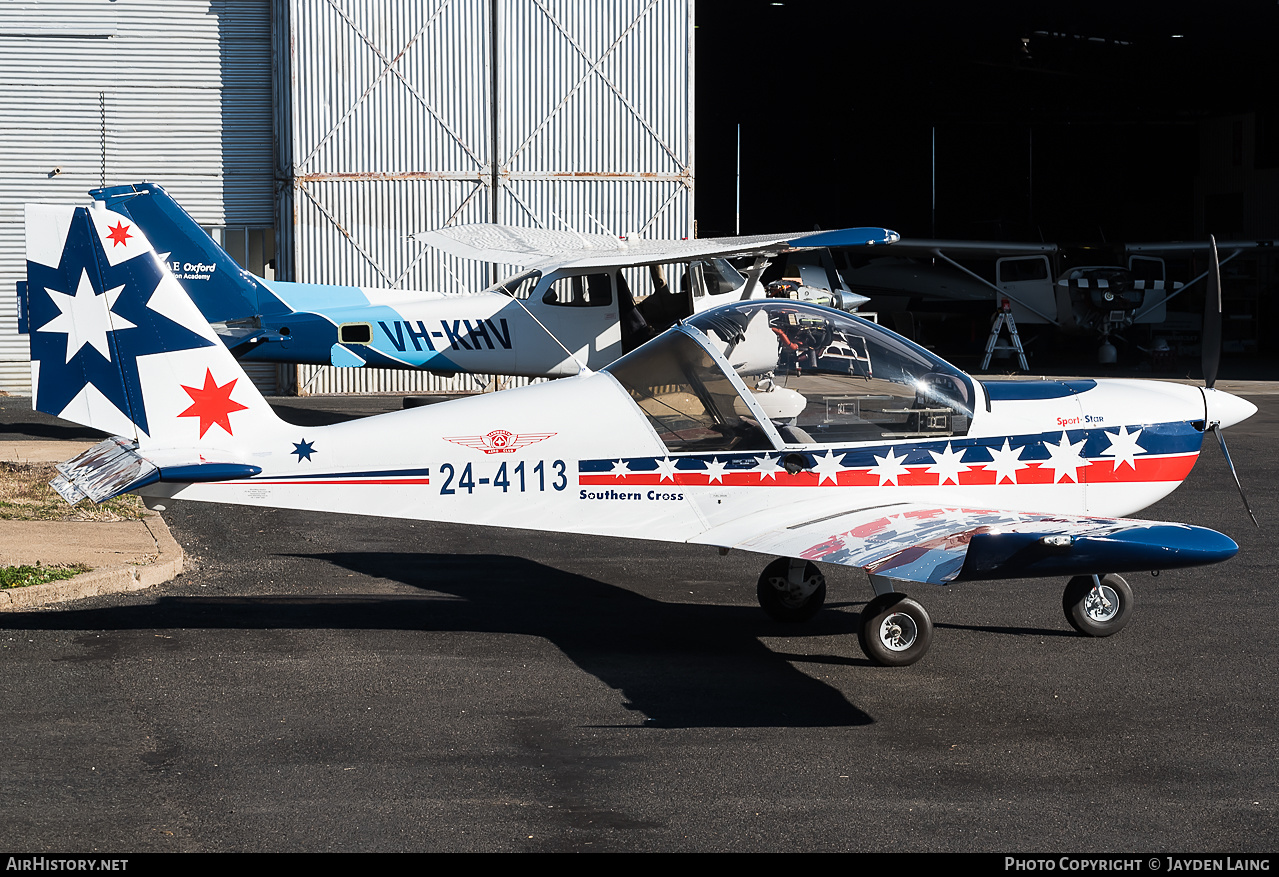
[1,394,1276,853]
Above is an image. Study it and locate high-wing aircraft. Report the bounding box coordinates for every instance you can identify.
[22,201,1256,666]
[828,237,1278,364]
[78,182,883,379]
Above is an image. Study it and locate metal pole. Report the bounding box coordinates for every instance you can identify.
[931,126,936,238]
[736,123,741,235]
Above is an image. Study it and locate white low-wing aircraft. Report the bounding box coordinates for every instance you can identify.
[77,182,877,379]
[24,201,1257,666]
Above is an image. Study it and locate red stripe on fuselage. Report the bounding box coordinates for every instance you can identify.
[577,453,1199,488]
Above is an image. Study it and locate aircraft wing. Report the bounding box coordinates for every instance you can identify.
[882,238,1059,257]
[690,501,1228,585]
[1124,240,1278,255]
[412,224,899,270]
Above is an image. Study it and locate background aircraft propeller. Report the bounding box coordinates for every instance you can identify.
[1202,234,1258,526]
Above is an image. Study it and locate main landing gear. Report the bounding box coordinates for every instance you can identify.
[756,558,827,622]
[754,558,935,666]
[753,557,1136,667]
[857,592,933,667]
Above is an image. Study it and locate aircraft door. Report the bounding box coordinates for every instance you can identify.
[995,255,1057,325]
[1128,255,1167,323]
[525,271,623,372]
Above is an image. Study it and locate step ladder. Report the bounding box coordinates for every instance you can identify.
[982,299,1029,371]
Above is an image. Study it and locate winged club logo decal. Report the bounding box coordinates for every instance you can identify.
[444,430,555,454]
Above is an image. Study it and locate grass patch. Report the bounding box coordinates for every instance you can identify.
[0,461,146,522]
[0,563,90,590]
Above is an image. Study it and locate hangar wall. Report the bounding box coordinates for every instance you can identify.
[281,0,695,395]
[0,0,275,394]
[1,0,694,397]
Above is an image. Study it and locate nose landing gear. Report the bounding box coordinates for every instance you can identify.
[1062,574,1132,637]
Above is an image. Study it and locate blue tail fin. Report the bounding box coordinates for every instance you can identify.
[90,182,284,323]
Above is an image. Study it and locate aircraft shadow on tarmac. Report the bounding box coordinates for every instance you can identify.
[0,552,898,729]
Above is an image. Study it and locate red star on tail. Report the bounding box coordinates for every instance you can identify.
[106,222,133,247]
[178,369,249,438]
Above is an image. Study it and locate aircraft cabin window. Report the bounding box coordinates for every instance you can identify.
[338,323,373,344]
[688,258,746,298]
[541,273,614,307]
[690,302,975,444]
[998,256,1050,283]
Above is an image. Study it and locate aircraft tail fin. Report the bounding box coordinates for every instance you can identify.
[89,182,283,323]
[24,200,285,453]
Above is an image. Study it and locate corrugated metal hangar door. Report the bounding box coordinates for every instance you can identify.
[0,0,276,395]
[282,0,694,395]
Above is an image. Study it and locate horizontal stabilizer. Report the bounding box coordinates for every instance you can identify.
[51,437,157,504]
[50,437,262,505]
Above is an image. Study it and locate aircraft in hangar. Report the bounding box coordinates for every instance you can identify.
[23,199,1257,666]
[823,236,1277,366]
[75,182,881,381]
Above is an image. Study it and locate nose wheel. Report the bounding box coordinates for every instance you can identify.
[858,593,933,666]
[1062,574,1132,637]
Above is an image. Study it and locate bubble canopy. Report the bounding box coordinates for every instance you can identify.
[604,300,978,452]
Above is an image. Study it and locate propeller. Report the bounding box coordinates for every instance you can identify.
[1202,234,1258,526]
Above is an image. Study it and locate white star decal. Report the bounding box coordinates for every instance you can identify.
[752,455,784,481]
[1042,431,1090,483]
[609,459,631,478]
[984,439,1028,484]
[38,270,135,364]
[812,450,846,485]
[653,457,680,482]
[926,442,969,485]
[868,447,911,486]
[1100,425,1147,471]
[703,457,729,484]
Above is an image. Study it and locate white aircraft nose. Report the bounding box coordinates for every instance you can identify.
[1203,387,1257,430]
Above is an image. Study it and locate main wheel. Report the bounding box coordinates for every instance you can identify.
[858,593,933,667]
[1062,574,1132,637]
[756,558,827,622]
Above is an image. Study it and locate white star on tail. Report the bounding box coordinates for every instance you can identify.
[653,457,680,482]
[1100,425,1146,471]
[752,455,784,481]
[926,443,969,485]
[868,448,911,486]
[984,439,1028,484]
[38,270,135,364]
[1042,431,1090,483]
[812,450,846,485]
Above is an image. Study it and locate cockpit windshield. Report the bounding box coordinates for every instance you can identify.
[603,329,774,453]
[688,302,976,444]
[606,301,977,451]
